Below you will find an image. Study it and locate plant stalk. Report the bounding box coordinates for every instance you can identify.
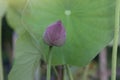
[66,64,73,80]
[82,64,90,80]
[53,66,59,78]
[0,48,3,80]
[0,19,4,80]
[63,65,67,80]
[47,46,52,80]
[111,0,120,80]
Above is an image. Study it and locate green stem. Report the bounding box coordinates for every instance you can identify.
[63,65,67,80]
[0,19,4,80]
[66,64,73,80]
[82,64,89,80]
[47,46,52,80]
[0,50,4,80]
[53,66,59,78]
[111,0,120,80]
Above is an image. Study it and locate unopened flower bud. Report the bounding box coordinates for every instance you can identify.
[43,20,66,47]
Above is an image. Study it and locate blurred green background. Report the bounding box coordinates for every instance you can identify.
[1,15,120,80]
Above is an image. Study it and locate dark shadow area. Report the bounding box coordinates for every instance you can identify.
[2,15,14,80]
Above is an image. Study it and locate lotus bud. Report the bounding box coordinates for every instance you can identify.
[43,20,66,47]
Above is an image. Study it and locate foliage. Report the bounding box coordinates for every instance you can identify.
[0,0,117,80]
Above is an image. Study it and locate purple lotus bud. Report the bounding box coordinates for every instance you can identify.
[43,20,66,47]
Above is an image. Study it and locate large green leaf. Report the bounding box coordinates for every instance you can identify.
[7,0,115,79]
[9,31,41,80]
